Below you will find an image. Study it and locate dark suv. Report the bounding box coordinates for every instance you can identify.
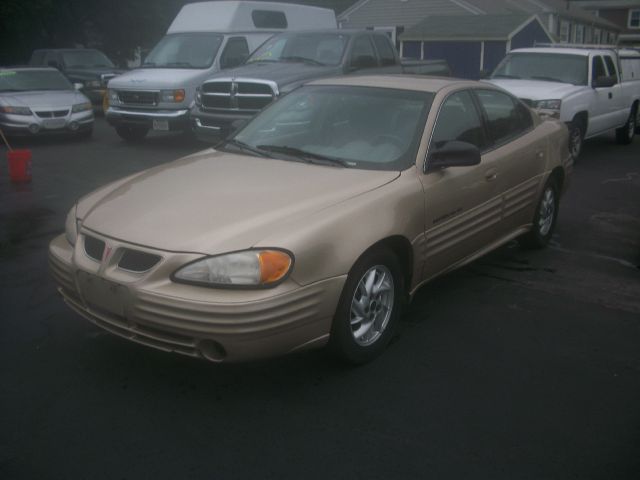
[29,49,124,107]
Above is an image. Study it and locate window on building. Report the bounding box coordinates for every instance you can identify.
[574,24,585,43]
[629,9,640,29]
[559,21,570,43]
[585,27,592,44]
[593,28,601,44]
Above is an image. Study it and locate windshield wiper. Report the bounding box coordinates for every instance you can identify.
[280,56,325,66]
[492,74,520,79]
[221,139,272,158]
[530,75,564,83]
[257,145,350,167]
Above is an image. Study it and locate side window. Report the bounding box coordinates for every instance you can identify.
[220,37,249,70]
[350,36,378,69]
[372,35,396,66]
[251,10,287,28]
[603,55,618,83]
[475,89,531,146]
[431,90,486,151]
[592,56,606,82]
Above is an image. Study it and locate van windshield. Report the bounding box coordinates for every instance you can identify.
[492,53,588,85]
[143,33,224,69]
[62,50,114,68]
[247,33,348,66]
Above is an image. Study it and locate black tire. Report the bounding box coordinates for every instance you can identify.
[568,120,584,160]
[329,248,404,364]
[519,178,559,249]
[115,125,149,142]
[616,106,636,145]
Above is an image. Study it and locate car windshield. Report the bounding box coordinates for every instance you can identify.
[247,33,349,66]
[492,53,588,85]
[230,85,433,171]
[0,69,72,92]
[62,50,114,68]
[143,33,224,69]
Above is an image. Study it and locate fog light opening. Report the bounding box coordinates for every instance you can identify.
[28,124,40,134]
[198,339,227,362]
[69,121,79,131]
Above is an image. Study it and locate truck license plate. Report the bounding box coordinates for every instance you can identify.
[153,120,169,131]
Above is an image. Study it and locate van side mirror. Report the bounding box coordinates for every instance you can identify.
[426,141,481,172]
[593,75,616,88]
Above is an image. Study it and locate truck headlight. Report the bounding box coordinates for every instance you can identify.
[65,205,78,246]
[173,249,293,288]
[72,102,92,113]
[535,99,562,111]
[0,105,32,115]
[161,89,186,103]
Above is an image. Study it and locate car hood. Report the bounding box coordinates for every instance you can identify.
[487,78,585,101]
[108,68,204,89]
[0,90,87,108]
[211,61,340,89]
[78,149,399,254]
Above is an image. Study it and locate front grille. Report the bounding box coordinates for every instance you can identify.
[200,80,275,112]
[118,90,158,106]
[118,249,162,272]
[35,110,69,118]
[84,235,105,262]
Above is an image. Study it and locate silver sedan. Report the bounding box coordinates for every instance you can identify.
[0,67,94,138]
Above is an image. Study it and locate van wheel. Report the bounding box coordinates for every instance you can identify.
[568,121,584,160]
[116,126,149,142]
[329,248,404,364]
[616,106,636,145]
[519,178,559,249]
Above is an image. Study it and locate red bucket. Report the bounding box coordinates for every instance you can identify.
[7,149,32,183]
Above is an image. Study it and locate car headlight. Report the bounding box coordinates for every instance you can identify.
[173,249,293,288]
[161,89,186,103]
[0,105,32,115]
[72,102,92,113]
[535,99,562,110]
[65,205,78,246]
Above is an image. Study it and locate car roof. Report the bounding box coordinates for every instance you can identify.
[308,74,483,94]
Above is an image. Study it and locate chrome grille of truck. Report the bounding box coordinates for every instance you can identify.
[201,80,276,112]
[118,90,158,106]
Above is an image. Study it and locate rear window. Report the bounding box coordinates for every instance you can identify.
[252,10,287,29]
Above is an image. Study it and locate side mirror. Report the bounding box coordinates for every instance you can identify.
[426,141,481,172]
[73,83,84,91]
[593,75,616,88]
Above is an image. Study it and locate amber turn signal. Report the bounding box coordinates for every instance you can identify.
[259,250,292,284]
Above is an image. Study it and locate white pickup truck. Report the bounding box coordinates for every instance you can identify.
[488,47,640,159]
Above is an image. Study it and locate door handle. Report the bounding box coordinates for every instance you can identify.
[485,168,497,181]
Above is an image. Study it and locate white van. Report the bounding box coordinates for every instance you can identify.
[105,1,336,141]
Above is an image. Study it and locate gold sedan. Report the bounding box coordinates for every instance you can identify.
[49,75,572,363]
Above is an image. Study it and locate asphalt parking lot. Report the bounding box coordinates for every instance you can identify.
[1,118,639,479]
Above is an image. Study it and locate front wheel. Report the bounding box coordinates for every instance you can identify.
[519,178,559,249]
[329,249,404,364]
[568,121,584,160]
[616,106,636,145]
[115,125,149,142]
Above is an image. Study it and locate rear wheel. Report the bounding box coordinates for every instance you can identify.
[519,178,559,249]
[329,248,404,364]
[115,125,149,142]
[616,106,636,145]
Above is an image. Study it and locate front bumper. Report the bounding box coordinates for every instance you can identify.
[49,232,345,363]
[0,110,93,136]
[106,107,190,132]
[190,106,254,143]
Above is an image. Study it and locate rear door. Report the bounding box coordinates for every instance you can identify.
[473,88,547,233]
